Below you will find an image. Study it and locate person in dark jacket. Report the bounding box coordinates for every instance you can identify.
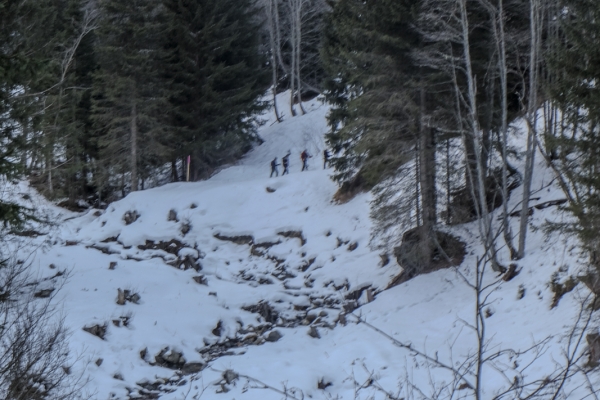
[282,152,291,175]
[301,150,311,171]
[270,157,279,177]
[323,149,330,169]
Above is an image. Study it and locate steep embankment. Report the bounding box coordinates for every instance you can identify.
[17,94,595,399]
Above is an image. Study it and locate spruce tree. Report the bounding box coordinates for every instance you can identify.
[0,0,55,227]
[322,0,443,274]
[322,0,427,188]
[548,0,600,267]
[92,0,170,197]
[31,0,99,205]
[162,0,269,180]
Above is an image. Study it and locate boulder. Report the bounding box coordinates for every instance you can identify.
[265,330,282,342]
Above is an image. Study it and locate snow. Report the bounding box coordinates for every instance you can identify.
[11,92,598,399]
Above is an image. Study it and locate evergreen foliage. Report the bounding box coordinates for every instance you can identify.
[322,0,421,189]
[547,0,600,266]
[162,0,270,180]
[31,0,99,205]
[0,0,53,227]
[92,0,170,196]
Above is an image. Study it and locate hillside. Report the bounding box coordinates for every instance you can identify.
[13,94,597,399]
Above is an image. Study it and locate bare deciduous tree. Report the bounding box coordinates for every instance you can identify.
[0,252,88,399]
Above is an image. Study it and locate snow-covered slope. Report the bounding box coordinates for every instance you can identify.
[20,94,597,399]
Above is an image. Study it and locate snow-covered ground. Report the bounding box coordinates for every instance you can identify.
[14,93,598,399]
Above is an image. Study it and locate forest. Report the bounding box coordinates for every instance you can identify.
[3,0,600,398]
[1,0,600,288]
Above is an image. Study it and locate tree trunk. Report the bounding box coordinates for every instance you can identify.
[130,100,138,192]
[47,156,53,195]
[458,0,501,273]
[288,0,297,116]
[267,0,282,122]
[171,159,178,182]
[517,0,541,259]
[493,0,517,259]
[295,1,306,115]
[419,84,436,267]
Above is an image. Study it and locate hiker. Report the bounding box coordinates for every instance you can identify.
[323,149,330,169]
[301,150,312,171]
[270,157,279,177]
[282,151,291,175]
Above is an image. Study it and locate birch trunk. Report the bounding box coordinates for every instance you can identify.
[458,0,501,273]
[517,0,541,259]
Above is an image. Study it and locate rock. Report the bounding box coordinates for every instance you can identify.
[116,288,126,305]
[179,255,198,271]
[83,323,107,340]
[223,370,239,384]
[308,326,320,339]
[214,233,254,245]
[518,284,526,300]
[338,313,347,326]
[343,301,357,313]
[336,237,349,248]
[193,275,207,285]
[365,289,374,303]
[49,263,56,269]
[181,362,204,375]
[113,373,124,381]
[212,320,222,337]
[140,348,147,361]
[112,319,121,327]
[180,222,191,236]
[318,378,332,390]
[265,330,282,342]
[155,348,186,368]
[347,242,358,251]
[163,351,183,365]
[109,261,117,270]
[379,253,390,267]
[129,293,141,304]
[95,358,103,366]
[589,333,600,366]
[117,288,141,305]
[168,209,178,222]
[277,230,306,246]
[305,313,317,324]
[123,210,140,225]
[266,187,276,193]
[502,263,520,281]
[242,302,279,324]
[34,288,54,298]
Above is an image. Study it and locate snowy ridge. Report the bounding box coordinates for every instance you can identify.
[19,93,595,399]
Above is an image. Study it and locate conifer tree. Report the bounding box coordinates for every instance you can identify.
[323,0,443,273]
[92,0,169,197]
[162,0,269,180]
[548,0,600,268]
[31,0,99,204]
[0,0,56,226]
